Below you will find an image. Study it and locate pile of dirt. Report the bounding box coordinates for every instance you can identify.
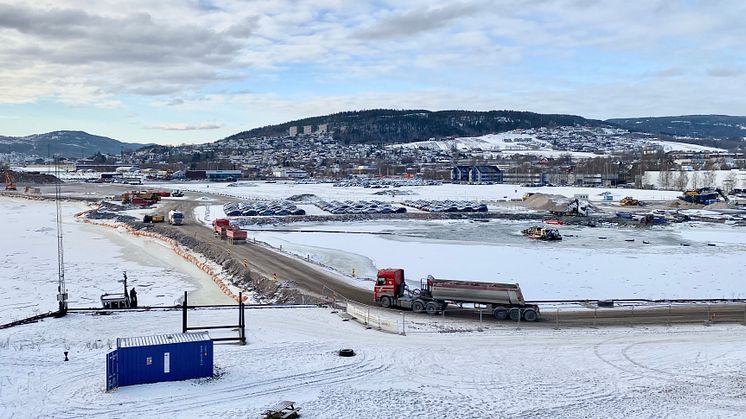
[522,193,572,212]
[704,201,736,210]
[3,169,60,185]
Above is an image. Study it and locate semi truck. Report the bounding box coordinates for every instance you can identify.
[168,210,184,225]
[213,218,230,238]
[212,218,246,244]
[374,268,540,322]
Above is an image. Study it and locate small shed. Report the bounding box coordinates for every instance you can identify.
[106,332,212,391]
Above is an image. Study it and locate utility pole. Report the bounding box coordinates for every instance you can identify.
[55,156,68,314]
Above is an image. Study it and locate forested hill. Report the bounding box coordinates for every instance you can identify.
[607,115,746,139]
[225,109,605,144]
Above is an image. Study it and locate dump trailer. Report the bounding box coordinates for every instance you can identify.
[213,218,230,238]
[226,227,247,244]
[168,210,184,225]
[373,268,540,321]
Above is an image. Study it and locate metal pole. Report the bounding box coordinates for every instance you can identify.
[593,307,597,328]
[182,291,188,333]
[479,308,483,331]
[401,312,406,336]
[555,307,560,330]
[668,303,672,327]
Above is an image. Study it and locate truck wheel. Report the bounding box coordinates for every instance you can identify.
[425,302,439,315]
[412,300,425,313]
[523,309,539,322]
[509,308,521,321]
[493,307,508,321]
[380,296,392,308]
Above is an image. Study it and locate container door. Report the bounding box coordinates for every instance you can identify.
[106,350,119,391]
[164,352,170,374]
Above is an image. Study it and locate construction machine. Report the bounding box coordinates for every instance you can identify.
[619,196,639,206]
[4,171,17,190]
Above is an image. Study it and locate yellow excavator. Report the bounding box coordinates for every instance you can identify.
[620,196,639,206]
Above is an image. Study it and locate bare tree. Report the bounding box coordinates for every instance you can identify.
[702,171,717,188]
[675,171,690,191]
[691,171,701,189]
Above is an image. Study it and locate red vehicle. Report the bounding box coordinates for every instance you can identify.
[226,227,247,244]
[373,268,540,321]
[212,218,230,238]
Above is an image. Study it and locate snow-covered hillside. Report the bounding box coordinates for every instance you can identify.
[389,126,727,156]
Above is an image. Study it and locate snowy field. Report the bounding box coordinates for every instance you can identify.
[2,308,746,418]
[0,198,232,323]
[155,180,682,203]
[244,219,746,300]
[3,197,746,417]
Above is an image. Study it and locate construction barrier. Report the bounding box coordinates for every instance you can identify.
[345,300,402,335]
[75,209,247,303]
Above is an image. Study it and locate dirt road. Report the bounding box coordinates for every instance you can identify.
[171,197,372,304]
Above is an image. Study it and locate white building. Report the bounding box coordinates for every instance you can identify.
[288,126,298,136]
[272,168,308,178]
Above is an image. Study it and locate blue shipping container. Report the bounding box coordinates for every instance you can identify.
[106,332,213,391]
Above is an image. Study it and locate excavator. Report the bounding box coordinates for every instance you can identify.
[4,171,17,190]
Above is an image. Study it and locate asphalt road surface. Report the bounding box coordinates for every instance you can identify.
[171,196,372,304]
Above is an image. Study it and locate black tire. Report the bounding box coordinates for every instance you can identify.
[338,349,355,357]
[509,308,521,321]
[523,308,538,322]
[380,296,392,308]
[493,307,508,321]
[412,300,425,313]
[425,302,439,315]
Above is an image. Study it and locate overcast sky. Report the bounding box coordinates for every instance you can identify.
[0,0,744,144]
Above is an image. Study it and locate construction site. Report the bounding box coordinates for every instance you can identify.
[2,177,746,417]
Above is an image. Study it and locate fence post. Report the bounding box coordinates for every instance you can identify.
[667,303,672,327]
[706,304,711,326]
[401,312,406,336]
[555,307,560,330]
[479,308,483,331]
[630,305,634,327]
[593,307,598,328]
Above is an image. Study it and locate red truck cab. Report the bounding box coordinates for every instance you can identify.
[213,218,230,237]
[373,268,405,302]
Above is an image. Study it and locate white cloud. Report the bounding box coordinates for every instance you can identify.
[145,122,223,131]
[0,0,743,136]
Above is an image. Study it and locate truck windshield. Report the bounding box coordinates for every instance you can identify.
[376,278,385,286]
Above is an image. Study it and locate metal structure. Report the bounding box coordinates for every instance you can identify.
[182,291,246,344]
[54,158,68,314]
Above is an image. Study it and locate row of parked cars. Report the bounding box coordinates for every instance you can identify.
[403,200,489,213]
[223,201,306,217]
[333,179,442,188]
[315,200,407,215]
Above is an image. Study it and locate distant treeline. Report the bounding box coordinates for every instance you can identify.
[225,109,604,144]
